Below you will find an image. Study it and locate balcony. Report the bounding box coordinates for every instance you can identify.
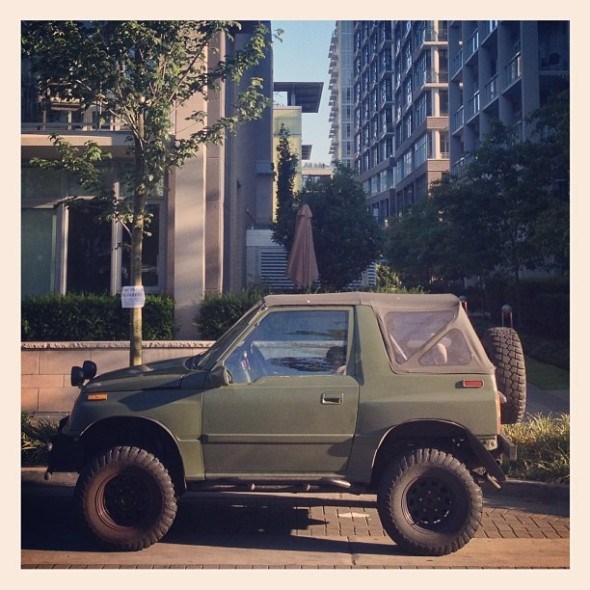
[482,74,499,107]
[507,120,524,143]
[480,21,498,41]
[451,106,464,133]
[504,53,522,88]
[451,153,473,178]
[415,26,449,49]
[465,30,479,62]
[466,91,480,121]
[451,49,463,78]
[22,93,128,133]
[414,68,449,90]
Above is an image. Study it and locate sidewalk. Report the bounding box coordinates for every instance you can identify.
[21,468,570,569]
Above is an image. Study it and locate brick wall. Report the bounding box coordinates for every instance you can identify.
[21,341,212,416]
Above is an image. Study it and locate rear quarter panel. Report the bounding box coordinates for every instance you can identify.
[347,305,498,483]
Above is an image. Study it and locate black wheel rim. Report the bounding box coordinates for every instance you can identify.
[403,477,455,530]
[99,471,153,528]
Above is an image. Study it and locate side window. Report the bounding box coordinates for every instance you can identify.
[419,330,473,366]
[385,310,454,363]
[225,309,350,383]
[383,311,472,367]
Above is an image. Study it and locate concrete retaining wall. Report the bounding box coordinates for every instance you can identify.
[21,341,212,415]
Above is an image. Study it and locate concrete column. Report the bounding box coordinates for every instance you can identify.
[173,154,206,338]
[171,79,209,338]
[204,34,225,296]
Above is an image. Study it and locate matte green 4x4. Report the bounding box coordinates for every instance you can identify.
[47,292,523,556]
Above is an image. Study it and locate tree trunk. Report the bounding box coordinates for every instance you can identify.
[129,113,146,366]
[129,191,145,366]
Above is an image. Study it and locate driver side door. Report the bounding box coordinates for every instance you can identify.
[201,307,359,477]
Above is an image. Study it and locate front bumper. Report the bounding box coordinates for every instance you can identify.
[45,417,84,478]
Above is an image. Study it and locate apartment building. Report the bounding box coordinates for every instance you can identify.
[21,22,274,338]
[350,20,450,224]
[332,20,568,223]
[448,20,570,176]
[328,20,355,169]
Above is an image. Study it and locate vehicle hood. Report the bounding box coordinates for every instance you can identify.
[83,356,202,392]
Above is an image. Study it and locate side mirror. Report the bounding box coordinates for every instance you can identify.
[71,366,85,387]
[83,360,97,380]
[71,360,98,387]
[208,365,232,388]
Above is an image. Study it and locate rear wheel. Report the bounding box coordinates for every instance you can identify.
[75,446,177,551]
[483,327,527,424]
[377,448,482,556]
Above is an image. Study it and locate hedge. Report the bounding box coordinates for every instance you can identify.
[22,293,175,341]
[194,290,270,340]
[466,277,569,341]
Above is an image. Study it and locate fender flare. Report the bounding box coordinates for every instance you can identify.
[373,419,506,484]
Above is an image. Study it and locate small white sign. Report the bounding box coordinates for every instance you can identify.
[121,286,146,309]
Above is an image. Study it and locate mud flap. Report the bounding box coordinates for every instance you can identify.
[464,430,508,485]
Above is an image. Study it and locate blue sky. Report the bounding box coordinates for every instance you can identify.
[271,20,336,164]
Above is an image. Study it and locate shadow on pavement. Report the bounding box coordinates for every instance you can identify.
[22,487,394,554]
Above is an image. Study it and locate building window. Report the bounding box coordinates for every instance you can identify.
[404,113,413,141]
[21,166,165,298]
[416,93,427,126]
[414,134,429,168]
[22,208,57,296]
[440,131,450,158]
[439,89,449,116]
[404,79,413,107]
[403,150,413,178]
[403,41,412,72]
[415,174,427,201]
[121,203,163,289]
[67,201,113,294]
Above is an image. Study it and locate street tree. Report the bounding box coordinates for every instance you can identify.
[386,91,569,296]
[274,124,299,231]
[22,20,272,365]
[273,165,383,291]
[520,89,570,274]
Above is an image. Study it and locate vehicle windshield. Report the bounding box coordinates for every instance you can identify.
[191,302,263,371]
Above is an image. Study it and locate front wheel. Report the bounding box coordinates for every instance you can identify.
[75,446,178,551]
[377,448,482,556]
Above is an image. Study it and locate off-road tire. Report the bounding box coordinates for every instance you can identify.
[377,448,483,556]
[483,327,527,424]
[75,446,177,551]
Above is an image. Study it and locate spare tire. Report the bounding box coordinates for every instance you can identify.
[482,327,527,424]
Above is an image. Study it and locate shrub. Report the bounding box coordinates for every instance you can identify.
[483,277,569,340]
[22,293,175,341]
[21,412,59,466]
[502,413,569,484]
[195,290,270,340]
[520,333,569,371]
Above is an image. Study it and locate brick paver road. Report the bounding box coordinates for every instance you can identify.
[21,478,569,569]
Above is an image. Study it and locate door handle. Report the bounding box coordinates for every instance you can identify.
[321,392,343,405]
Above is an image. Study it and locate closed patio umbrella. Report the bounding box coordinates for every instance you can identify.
[286,204,319,289]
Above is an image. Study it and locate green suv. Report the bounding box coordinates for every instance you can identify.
[47,292,523,556]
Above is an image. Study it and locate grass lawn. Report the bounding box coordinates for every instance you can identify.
[526,356,569,390]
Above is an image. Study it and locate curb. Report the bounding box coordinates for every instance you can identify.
[493,478,569,503]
